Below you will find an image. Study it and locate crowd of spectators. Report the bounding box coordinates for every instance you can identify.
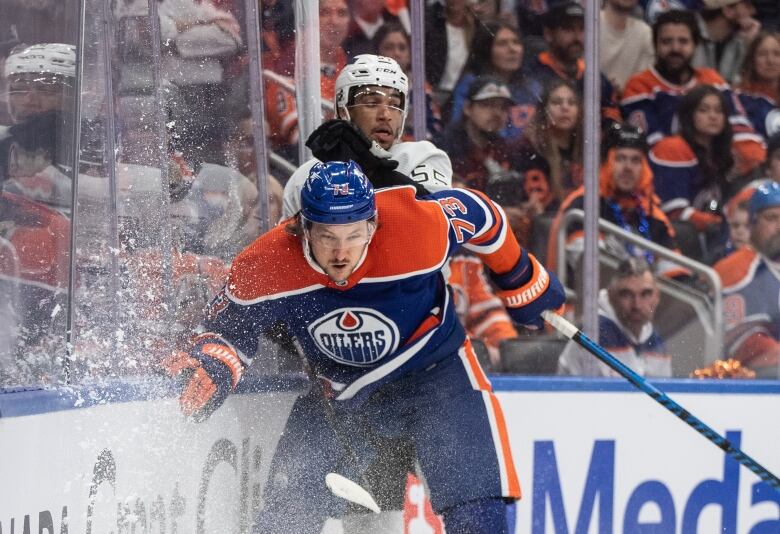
[1,0,780,383]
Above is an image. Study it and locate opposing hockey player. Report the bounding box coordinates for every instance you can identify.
[281,54,453,218]
[163,160,566,533]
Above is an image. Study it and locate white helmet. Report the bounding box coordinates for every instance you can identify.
[4,43,77,80]
[334,54,409,136]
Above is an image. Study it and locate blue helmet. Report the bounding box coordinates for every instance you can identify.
[300,160,376,224]
[749,182,780,221]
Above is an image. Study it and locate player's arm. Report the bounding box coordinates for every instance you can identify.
[431,188,566,329]
[161,275,270,420]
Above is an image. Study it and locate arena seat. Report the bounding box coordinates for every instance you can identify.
[670,220,706,263]
[499,337,566,375]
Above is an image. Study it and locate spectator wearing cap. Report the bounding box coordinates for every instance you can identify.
[548,123,683,279]
[735,31,780,141]
[694,0,762,84]
[600,0,655,93]
[622,9,766,176]
[558,257,672,377]
[447,20,543,143]
[435,75,517,193]
[529,1,622,128]
[715,181,780,377]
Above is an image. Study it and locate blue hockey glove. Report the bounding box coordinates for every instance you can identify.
[161,342,244,421]
[491,250,566,330]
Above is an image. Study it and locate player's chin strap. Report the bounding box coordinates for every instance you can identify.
[542,310,780,492]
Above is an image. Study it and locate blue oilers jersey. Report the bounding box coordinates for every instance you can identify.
[200,185,522,403]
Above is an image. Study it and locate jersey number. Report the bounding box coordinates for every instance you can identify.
[438,197,475,243]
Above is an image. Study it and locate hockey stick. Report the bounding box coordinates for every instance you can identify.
[294,341,382,513]
[542,310,780,491]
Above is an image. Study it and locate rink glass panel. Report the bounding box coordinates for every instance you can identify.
[0,1,775,387]
[0,0,270,387]
[0,0,80,387]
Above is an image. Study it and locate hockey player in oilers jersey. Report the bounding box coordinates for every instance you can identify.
[163,160,566,533]
[715,181,780,378]
[281,54,453,220]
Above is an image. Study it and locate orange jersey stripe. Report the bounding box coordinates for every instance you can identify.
[489,392,522,498]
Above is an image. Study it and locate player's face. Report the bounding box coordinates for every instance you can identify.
[545,85,579,132]
[655,23,695,73]
[611,147,644,194]
[307,220,375,283]
[7,73,71,123]
[753,34,780,84]
[608,271,659,334]
[545,22,584,64]
[464,98,510,134]
[319,0,350,51]
[728,207,750,249]
[693,94,726,140]
[347,87,404,150]
[491,28,523,76]
[378,31,411,72]
[751,206,780,260]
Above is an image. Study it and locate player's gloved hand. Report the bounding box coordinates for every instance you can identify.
[161,343,244,422]
[306,119,398,174]
[305,120,429,197]
[491,250,566,330]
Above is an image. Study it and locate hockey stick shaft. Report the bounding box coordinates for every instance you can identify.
[542,310,780,491]
[293,341,379,505]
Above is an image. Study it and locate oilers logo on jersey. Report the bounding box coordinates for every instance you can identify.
[308,307,400,366]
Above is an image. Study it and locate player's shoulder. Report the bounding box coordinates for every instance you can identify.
[391,140,451,168]
[714,247,761,290]
[227,224,321,302]
[370,186,452,271]
[391,140,453,191]
[649,136,697,166]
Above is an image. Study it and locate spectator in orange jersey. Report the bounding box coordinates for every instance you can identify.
[715,181,780,377]
[448,254,519,368]
[648,85,740,231]
[621,9,766,174]
[529,2,622,129]
[263,0,351,159]
[548,123,683,278]
[735,31,780,141]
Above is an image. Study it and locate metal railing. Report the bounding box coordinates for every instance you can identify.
[557,209,723,361]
